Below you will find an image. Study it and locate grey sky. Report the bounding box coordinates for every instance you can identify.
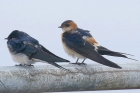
[0,0,140,92]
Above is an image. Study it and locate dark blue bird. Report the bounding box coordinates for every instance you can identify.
[5,30,70,70]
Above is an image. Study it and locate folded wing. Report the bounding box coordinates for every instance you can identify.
[40,45,70,62]
[62,32,122,69]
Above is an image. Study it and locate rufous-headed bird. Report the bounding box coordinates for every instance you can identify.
[58,20,138,69]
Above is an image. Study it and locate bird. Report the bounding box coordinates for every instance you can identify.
[58,20,138,69]
[5,30,70,70]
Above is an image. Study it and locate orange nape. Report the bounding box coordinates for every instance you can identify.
[69,21,78,31]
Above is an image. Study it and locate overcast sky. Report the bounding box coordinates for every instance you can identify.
[0,0,140,93]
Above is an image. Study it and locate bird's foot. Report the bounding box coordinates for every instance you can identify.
[70,62,87,65]
[15,64,24,66]
[26,64,34,67]
[15,64,34,67]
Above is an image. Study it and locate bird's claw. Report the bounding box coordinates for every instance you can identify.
[26,64,34,67]
[15,64,24,66]
[15,64,34,67]
[70,62,87,65]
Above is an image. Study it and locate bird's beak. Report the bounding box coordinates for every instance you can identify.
[58,26,62,28]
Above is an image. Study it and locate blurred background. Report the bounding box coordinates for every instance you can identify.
[0,0,140,93]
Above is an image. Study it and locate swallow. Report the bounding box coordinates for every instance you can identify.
[58,20,138,69]
[5,30,70,70]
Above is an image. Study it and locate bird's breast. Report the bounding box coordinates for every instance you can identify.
[62,41,86,59]
[9,52,36,65]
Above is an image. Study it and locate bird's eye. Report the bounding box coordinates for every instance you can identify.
[65,24,70,27]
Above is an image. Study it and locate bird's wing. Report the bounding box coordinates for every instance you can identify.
[40,44,70,62]
[22,44,69,70]
[17,31,39,45]
[77,28,92,37]
[62,32,121,69]
[18,31,69,62]
[77,28,98,45]
[8,39,68,70]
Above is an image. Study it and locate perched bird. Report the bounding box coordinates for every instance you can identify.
[5,30,70,70]
[58,20,138,69]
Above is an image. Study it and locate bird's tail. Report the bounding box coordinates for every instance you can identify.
[48,62,71,72]
[98,46,138,61]
[29,47,70,71]
[40,44,70,62]
[111,52,138,61]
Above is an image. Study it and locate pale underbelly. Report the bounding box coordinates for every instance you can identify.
[62,42,86,59]
[10,52,41,65]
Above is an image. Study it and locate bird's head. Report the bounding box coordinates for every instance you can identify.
[5,30,20,40]
[5,30,25,40]
[58,20,78,32]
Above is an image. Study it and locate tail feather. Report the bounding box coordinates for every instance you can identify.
[111,52,138,61]
[98,46,138,61]
[33,50,69,62]
[124,57,138,62]
[48,62,71,72]
[118,52,134,56]
[30,48,70,70]
[40,44,70,62]
[85,51,122,69]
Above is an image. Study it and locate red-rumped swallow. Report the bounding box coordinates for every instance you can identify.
[5,30,70,71]
[58,20,138,69]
